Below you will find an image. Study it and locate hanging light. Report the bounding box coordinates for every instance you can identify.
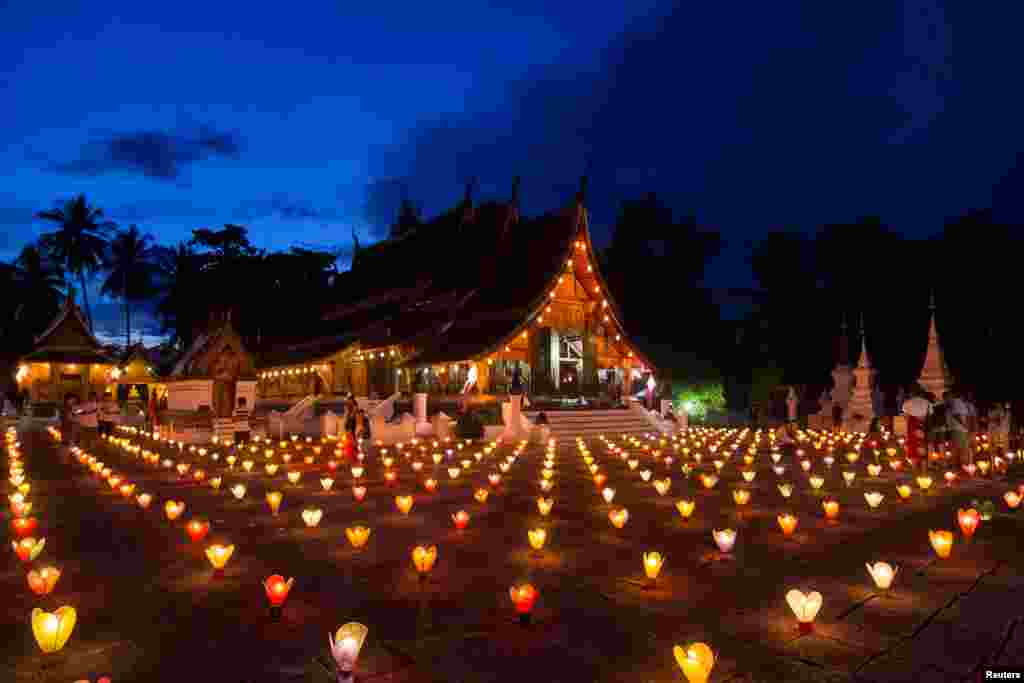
[451,510,470,530]
[352,485,367,502]
[777,513,798,537]
[395,495,414,514]
[509,583,538,624]
[608,507,628,529]
[536,497,553,516]
[527,528,547,551]
[956,509,980,539]
[164,500,185,521]
[205,544,235,572]
[642,551,665,580]
[13,537,46,562]
[676,499,696,520]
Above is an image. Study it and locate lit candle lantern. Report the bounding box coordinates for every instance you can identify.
[916,475,933,491]
[185,519,210,543]
[30,606,76,654]
[13,537,45,562]
[192,469,206,482]
[822,499,840,521]
[302,508,323,528]
[642,551,665,580]
[527,528,547,551]
[808,475,824,491]
[786,589,822,633]
[676,499,696,520]
[732,489,751,506]
[977,460,991,476]
[588,463,599,475]
[673,642,715,683]
[26,566,61,595]
[777,513,798,536]
[896,485,912,501]
[864,491,884,508]
[11,516,37,537]
[209,477,222,490]
[1005,491,1022,509]
[592,473,607,487]
[608,507,629,529]
[865,562,898,590]
[384,470,398,484]
[432,453,443,465]
[345,525,371,549]
[412,544,437,578]
[447,467,461,480]
[509,583,538,622]
[957,508,980,539]
[287,471,301,485]
[205,543,235,570]
[867,464,881,477]
[777,483,794,499]
[395,495,414,514]
[423,478,438,492]
[712,528,736,553]
[320,477,335,492]
[164,500,185,521]
[451,510,470,529]
[929,530,953,558]
[701,474,719,490]
[654,478,671,496]
[263,574,293,618]
[330,622,369,675]
[266,491,283,515]
[136,493,153,508]
[473,488,489,503]
[539,479,554,492]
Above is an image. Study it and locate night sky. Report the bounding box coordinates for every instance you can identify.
[3,2,1023,340]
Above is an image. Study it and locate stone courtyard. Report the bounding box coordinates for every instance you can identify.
[3,424,1022,682]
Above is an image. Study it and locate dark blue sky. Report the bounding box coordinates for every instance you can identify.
[3,1,1023,337]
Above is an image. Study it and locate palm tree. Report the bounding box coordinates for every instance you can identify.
[101,225,158,348]
[0,244,67,351]
[37,194,115,332]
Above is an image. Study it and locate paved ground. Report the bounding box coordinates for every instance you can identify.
[3,425,1022,682]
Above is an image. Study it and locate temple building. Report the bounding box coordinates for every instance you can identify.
[255,178,654,401]
[112,344,163,407]
[15,299,116,410]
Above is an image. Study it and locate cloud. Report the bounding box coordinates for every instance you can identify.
[237,193,347,224]
[53,126,242,183]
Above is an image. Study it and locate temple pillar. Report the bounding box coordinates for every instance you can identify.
[581,328,598,395]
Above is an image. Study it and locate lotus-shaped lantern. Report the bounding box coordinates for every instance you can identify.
[412,544,437,577]
[866,562,898,590]
[26,566,61,595]
[302,508,323,528]
[786,589,822,633]
[329,622,368,674]
[205,543,235,571]
[929,529,953,558]
[13,537,45,562]
[266,491,283,515]
[164,500,185,521]
[31,606,76,654]
[345,525,371,549]
[608,507,629,529]
[673,642,715,683]
[185,519,210,543]
[712,528,736,553]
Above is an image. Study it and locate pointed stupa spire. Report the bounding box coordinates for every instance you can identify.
[927,290,939,340]
[856,313,871,368]
[460,177,477,225]
[835,313,851,368]
[918,290,950,397]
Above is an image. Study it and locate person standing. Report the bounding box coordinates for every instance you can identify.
[98,391,118,436]
[356,409,372,458]
[946,390,972,466]
[901,387,931,471]
[77,391,100,448]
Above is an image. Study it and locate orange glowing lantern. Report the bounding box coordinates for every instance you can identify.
[346,525,371,549]
[1005,491,1022,510]
[136,493,153,509]
[673,642,715,683]
[537,497,553,516]
[412,544,437,578]
[527,528,547,551]
[424,478,438,492]
[451,510,470,529]
[896,485,912,501]
[822,499,840,521]
[676,499,695,520]
[395,495,414,514]
[164,500,185,521]
[700,474,718,489]
[488,473,501,487]
[608,507,629,529]
[12,537,44,562]
[732,489,751,506]
[26,566,61,596]
[185,519,210,543]
[944,471,957,485]
[352,485,367,502]
[867,463,882,477]
[929,530,953,558]
[384,470,398,484]
[642,551,665,580]
[777,513,798,536]
[957,508,979,539]
[593,473,607,488]
[474,488,489,503]
[266,491,283,515]
[865,562,898,590]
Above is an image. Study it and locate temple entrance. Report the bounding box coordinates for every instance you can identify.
[558,334,583,391]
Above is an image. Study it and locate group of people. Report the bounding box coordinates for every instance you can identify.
[900,386,1012,468]
[340,395,372,459]
[58,391,121,447]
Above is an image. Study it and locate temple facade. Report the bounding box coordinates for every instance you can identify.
[15,299,115,409]
[255,179,654,402]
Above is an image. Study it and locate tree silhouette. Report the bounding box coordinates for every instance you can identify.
[101,225,158,347]
[36,194,114,331]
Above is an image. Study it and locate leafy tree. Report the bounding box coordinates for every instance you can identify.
[673,381,726,421]
[36,194,114,331]
[154,243,204,349]
[101,225,159,348]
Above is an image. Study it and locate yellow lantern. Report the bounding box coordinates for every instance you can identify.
[209,476,222,490]
[1005,491,1022,509]
[673,642,715,683]
[786,589,823,633]
[448,467,461,480]
[822,499,840,521]
[732,489,751,506]
[928,530,953,559]
[395,495,414,514]
[345,525,371,549]
[266,491,283,515]
[231,484,247,500]
[642,551,665,580]
[916,475,933,491]
[287,471,301,485]
[527,528,547,551]
[808,475,824,491]
[411,544,437,576]
[654,478,671,496]
[676,499,695,520]
[741,469,756,482]
[164,500,185,521]
[865,562,898,590]
[608,507,629,529]
[302,508,323,528]
[700,474,718,489]
[539,479,554,492]
[205,543,235,570]
[537,497,553,516]
[31,606,77,654]
[864,491,884,509]
[896,484,912,501]
[867,463,881,477]
[777,483,793,499]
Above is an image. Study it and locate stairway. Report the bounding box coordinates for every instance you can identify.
[522,408,660,441]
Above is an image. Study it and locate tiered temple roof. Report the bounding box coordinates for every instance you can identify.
[21,299,111,365]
